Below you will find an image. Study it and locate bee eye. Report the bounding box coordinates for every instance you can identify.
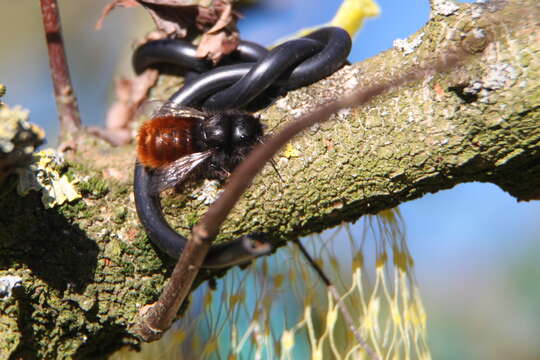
[232,126,249,144]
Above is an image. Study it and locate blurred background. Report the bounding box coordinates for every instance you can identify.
[1,0,539,359]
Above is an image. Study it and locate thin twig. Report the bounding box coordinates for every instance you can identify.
[135,225,211,341]
[135,41,480,342]
[40,0,82,139]
[294,239,380,360]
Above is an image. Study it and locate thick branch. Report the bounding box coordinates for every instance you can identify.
[162,0,539,243]
[0,0,538,358]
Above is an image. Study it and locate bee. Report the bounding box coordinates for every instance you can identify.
[136,102,264,194]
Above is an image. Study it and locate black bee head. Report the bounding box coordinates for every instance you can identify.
[192,110,263,180]
[199,111,262,150]
[230,112,263,146]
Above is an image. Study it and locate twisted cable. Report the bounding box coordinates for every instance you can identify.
[133,27,352,268]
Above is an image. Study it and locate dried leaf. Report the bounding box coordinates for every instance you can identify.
[206,1,232,33]
[196,30,239,64]
[140,2,199,37]
[88,70,158,146]
[96,0,139,30]
[195,0,240,64]
[138,0,198,5]
[140,0,241,61]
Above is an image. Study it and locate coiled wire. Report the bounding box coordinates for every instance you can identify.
[133,27,352,268]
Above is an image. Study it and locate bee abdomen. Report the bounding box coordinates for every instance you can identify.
[137,116,196,168]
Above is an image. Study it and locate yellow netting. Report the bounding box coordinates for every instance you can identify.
[113,209,431,360]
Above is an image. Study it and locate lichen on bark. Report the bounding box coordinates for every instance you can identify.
[0,103,45,189]
[0,0,538,358]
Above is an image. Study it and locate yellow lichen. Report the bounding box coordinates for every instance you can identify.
[16,149,81,208]
[0,105,44,154]
[281,143,301,159]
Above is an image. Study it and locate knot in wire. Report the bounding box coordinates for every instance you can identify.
[132,26,352,111]
[132,26,352,268]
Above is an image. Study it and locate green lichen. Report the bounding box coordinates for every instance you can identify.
[119,262,135,276]
[58,199,87,220]
[185,212,199,228]
[112,207,127,224]
[78,176,109,199]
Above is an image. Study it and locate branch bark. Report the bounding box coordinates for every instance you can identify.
[0,0,538,358]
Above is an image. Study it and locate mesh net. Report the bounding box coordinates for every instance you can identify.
[113,208,430,360]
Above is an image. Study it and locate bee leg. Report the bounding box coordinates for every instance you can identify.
[206,161,231,181]
[219,168,231,179]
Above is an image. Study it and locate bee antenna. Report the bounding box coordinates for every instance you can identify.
[256,137,283,183]
[256,95,281,116]
[269,159,284,183]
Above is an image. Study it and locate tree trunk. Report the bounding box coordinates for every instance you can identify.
[0,0,538,358]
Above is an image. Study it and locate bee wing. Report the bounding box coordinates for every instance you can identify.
[150,150,212,194]
[155,102,207,119]
[135,100,167,121]
[136,100,207,121]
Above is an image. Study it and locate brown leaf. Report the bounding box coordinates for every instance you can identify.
[131,69,160,108]
[140,0,241,61]
[138,2,199,37]
[137,0,198,5]
[196,30,239,64]
[95,0,139,30]
[195,0,240,64]
[97,0,200,36]
[205,0,233,33]
[98,0,242,60]
[88,70,159,146]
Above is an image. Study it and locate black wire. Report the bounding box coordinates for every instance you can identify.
[133,27,352,110]
[133,161,272,268]
[133,38,212,74]
[133,39,268,75]
[282,26,352,89]
[200,37,323,110]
